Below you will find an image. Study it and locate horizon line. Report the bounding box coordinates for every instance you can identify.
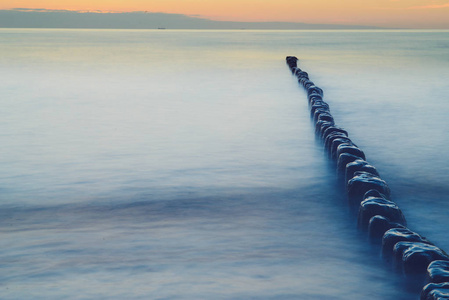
[2,9,449,30]
[0,8,391,30]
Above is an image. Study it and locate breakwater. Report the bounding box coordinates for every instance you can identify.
[286,56,449,300]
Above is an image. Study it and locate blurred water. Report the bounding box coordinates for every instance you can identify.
[0,29,448,299]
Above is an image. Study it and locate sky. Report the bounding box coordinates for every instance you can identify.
[1,0,449,28]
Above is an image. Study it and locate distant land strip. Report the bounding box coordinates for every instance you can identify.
[0,9,383,30]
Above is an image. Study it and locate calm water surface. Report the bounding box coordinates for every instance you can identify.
[1,29,448,299]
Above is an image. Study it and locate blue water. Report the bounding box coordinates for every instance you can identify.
[1,29,448,299]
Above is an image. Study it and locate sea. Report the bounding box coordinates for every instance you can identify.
[1,29,448,299]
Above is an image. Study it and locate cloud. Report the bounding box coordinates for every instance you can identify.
[12,8,80,13]
[10,8,139,13]
[408,3,449,9]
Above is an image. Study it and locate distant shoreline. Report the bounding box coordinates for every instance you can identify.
[3,9,448,30]
[4,28,449,31]
[0,9,385,30]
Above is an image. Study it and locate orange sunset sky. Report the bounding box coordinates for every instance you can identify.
[2,0,449,28]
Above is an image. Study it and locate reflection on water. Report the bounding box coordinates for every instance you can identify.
[0,29,448,299]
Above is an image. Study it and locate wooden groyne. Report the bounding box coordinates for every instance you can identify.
[286,56,449,299]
